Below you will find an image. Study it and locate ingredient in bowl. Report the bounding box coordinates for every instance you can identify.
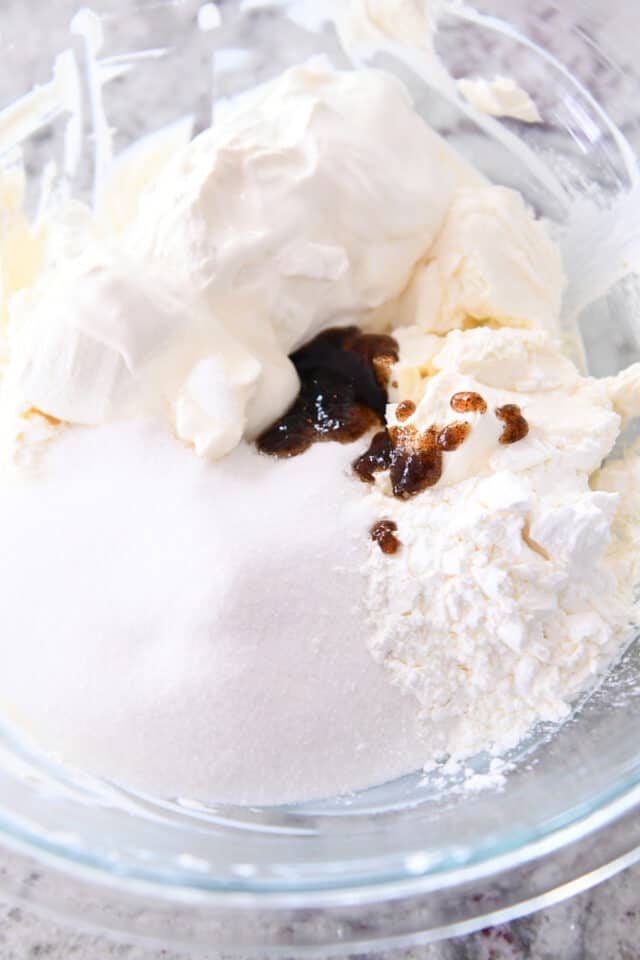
[0,20,638,805]
[457,75,542,123]
[256,327,397,457]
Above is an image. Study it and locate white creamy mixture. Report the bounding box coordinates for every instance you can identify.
[0,3,639,804]
[457,76,541,123]
[5,62,481,460]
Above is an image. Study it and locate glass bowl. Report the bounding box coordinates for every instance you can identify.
[1,0,640,954]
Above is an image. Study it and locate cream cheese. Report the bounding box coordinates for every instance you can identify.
[4,61,483,460]
[393,186,566,335]
[457,76,541,123]
[0,166,46,334]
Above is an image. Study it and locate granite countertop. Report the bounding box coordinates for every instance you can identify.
[1,860,639,959]
[1,0,639,957]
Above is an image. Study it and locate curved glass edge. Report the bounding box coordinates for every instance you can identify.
[1,777,639,909]
[1,637,640,900]
[1,791,640,955]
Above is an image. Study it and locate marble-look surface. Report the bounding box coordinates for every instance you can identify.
[1,0,639,958]
[1,860,640,959]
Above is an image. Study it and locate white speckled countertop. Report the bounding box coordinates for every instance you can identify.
[1,0,640,957]
[2,858,640,959]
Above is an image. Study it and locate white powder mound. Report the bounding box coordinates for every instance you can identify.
[0,419,431,805]
[362,327,640,762]
[366,472,624,758]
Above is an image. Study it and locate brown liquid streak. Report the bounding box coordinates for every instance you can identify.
[257,327,398,458]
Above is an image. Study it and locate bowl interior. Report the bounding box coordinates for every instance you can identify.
[0,0,639,903]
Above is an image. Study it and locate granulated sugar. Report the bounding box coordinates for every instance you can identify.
[0,419,432,804]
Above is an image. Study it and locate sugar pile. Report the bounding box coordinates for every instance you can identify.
[0,419,430,804]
